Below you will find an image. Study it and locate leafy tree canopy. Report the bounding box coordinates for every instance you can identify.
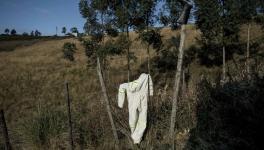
[10,29,17,35]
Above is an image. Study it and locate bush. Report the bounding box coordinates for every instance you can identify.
[138,29,163,50]
[105,24,118,37]
[152,44,197,72]
[186,75,264,150]
[20,108,67,149]
[62,42,77,61]
[83,37,127,67]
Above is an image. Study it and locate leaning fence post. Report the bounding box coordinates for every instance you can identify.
[0,109,12,150]
[169,1,192,149]
[96,57,119,149]
[65,82,74,150]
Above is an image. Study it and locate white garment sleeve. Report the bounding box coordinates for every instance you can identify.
[148,75,154,96]
[118,83,127,108]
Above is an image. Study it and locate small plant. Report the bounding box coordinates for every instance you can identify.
[20,108,67,149]
[62,42,77,61]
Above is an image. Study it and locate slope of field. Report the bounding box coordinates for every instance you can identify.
[0,25,263,149]
[0,36,71,52]
[0,27,198,149]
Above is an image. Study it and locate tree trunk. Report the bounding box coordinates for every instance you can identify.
[121,0,131,82]
[97,57,119,148]
[126,26,130,82]
[147,44,150,75]
[65,82,74,150]
[0,110,12,150]
[223,46,226,81]
[169,25,187,149]
[146,15,151,75]
[146,16,151,115]
[246,23,251,78]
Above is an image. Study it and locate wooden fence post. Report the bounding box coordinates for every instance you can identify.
[170,1,192,149]
[65,82,74,150]
[97,57,119,149]
[170,25,187,150]
[0,110,12,150]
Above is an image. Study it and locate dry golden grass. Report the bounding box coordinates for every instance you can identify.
[0,24,263,149]
[239,23,264,42]
[0,28,197,149]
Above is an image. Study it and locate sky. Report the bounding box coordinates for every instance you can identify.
[0,0,181,36]
[0,0,86,36]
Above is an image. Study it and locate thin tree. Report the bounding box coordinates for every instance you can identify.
[30,31,34,36]
[70,27,79,33]
[113,0,157,81]
[195,0,240,81]
[195,0,224,79]
[113,0,133,81]
[221,0,241,81]
[159,0,182,30]
[10,29,16,35]
[22,32,29,36]
[137,0,157,75]
[222,0,226,81]
[79,0,120,148]
[35,30,41,36]
[62,27,67,35]
[238,0,258,78]
[135,2,160,132]
[4,28,9,35]
[124,0,131,82]
[169,0,192,149]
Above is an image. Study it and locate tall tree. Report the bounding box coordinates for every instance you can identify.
[4,28,9,35]
[62,27,67,35]
[136,0,158,75]
[30,31,34,36]
[111,0,158,81]
[79,0,121,147]
[70,27,79,33]
[195,0,241,81]
[111,0,133,81]
[10,29,16,35]
[35,30,41,36]
[236,0,258,77]
[79,0,99,35]
[22,32,29,36]
[222,0,241,81]
[159,0,183,30]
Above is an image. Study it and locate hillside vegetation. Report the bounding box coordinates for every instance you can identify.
[0,36,71,52]
[0,25,264,149]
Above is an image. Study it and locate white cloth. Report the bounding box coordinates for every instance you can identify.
[118,73,153,144]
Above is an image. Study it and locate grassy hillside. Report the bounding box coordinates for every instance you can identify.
[0,36,71,52]
[0,25,263,149]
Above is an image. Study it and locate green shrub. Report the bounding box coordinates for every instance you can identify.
[186,75,264,150]
[62,42,77,61]
[138,29,163,50]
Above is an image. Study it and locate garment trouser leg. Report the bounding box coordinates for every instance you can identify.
[131,98,147,144]
[129,107,138,134]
